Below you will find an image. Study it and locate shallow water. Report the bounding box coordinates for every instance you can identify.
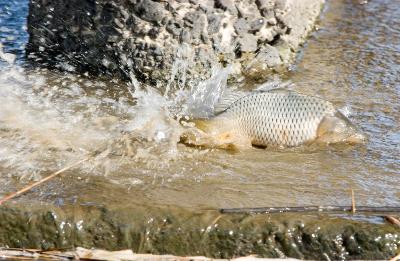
[0,0,399,210]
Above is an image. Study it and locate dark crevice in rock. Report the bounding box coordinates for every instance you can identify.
[269,33,281,46]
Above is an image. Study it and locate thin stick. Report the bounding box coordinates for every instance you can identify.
[390,253,400,261]
[384,216,400,228]
[351,189,356,214]
[0,157,90,206]
[201,215,223,236]
[220,206,400,214]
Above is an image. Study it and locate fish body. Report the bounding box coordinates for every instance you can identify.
[182,89,365,149]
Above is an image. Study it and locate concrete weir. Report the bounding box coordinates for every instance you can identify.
[0,202,400,259]
[26,0,324,84]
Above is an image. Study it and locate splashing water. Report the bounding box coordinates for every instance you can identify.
[0,42,232,185]
[184,65,232,119]
[0,43,16,64]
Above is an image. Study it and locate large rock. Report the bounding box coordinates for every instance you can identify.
[26,0,324,85]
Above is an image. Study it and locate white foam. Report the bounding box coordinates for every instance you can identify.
[338,105,352,117]
[0,43,16,64]
[0,43,235,182]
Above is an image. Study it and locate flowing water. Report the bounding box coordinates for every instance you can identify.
[0,0,399,210]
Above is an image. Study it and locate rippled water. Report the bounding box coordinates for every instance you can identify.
[0,0,399,210]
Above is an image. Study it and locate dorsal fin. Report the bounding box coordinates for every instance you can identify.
[213,81,293,115]
[256,87,293,95]
[255,80,293,92]
[214,89,247,115]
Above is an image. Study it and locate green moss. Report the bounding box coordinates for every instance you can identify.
[0,203,399,259]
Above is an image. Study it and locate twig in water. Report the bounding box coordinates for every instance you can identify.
[0,157,91,206]
[390,253,400,261]
[351,189,356,214]
[201,215,223,237]
[220,206,400,214]
[384,216,400,228]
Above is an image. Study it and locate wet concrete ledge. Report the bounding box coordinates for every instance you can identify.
[0,202,399,260]
[26,0,324,84]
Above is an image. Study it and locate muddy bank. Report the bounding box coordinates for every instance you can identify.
[27,0,324,84]
[0,202,399,259]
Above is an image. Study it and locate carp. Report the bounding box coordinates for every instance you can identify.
[181,88,365,149]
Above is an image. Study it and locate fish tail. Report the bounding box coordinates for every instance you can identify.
[192,119,215,132]
[193,119,220,132]
[180,118,252,150]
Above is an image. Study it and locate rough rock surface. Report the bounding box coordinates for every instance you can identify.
[27,0,324,85]
[0,202,399,259]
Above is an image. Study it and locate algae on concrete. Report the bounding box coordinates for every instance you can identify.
[0,202,399,259]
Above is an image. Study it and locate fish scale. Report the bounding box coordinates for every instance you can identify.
[218,90,336,147]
